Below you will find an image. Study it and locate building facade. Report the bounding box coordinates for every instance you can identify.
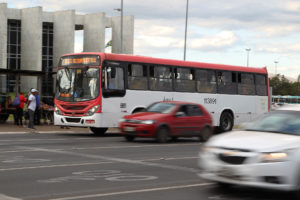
[0,3,134,96]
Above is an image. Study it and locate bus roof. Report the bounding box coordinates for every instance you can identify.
[62,52,268,74]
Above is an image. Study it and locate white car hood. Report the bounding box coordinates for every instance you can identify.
[208,130,300,152]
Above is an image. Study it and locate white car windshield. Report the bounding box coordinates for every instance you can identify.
[245,111,300,135]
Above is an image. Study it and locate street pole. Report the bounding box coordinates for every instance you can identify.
[114,1,124,54]
[245,48,251,67]
[274,61,278,75]
[183,0,189,61]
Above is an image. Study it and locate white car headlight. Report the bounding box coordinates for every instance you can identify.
[260,152,288,163]
[54,105,62,115]
[201,146,216,153]
[140,120,156,125]
[86,105,99,116]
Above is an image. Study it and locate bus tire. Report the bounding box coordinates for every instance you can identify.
[125,135,135,142]
[219,111,233,133]
[90,127,108,135]
[199,126,212,142]
[156,127,169,143]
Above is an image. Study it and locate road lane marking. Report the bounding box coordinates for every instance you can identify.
[0,131,77,134]
[0,156,197,172]
[0,162,114,172]
[49,183,213,200]
[0,194,22,200]
[38,170,158,183]
[71,143,201,150]
[20,147,200,173]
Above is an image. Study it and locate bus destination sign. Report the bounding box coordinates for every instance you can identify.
[60,56,100,66]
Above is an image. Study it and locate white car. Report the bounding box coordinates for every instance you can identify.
[198,104,300,193]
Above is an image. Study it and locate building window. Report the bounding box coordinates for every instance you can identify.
[42,22,54,96]
[7,19,21,92]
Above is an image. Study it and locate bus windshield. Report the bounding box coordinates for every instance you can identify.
[56,67,100,102]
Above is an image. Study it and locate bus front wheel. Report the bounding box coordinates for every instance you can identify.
[90,127,108,135]
[219,112,233,133]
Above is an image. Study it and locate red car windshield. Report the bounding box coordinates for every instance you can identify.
[146,102,176,114]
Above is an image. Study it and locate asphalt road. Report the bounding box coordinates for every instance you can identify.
[0,131,297,200]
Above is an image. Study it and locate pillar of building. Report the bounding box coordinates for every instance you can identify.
[53,10,75,71]
[21,7,42,71]
[0,3,7,92]
[83,13,106,52]
[0,3,7,69]
[20,7,42,93]
[111,16,134,54]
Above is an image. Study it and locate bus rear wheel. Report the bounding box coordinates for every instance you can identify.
[219,112,233,133]
[90,127,108,135]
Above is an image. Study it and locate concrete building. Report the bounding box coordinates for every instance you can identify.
[0,3,134,96]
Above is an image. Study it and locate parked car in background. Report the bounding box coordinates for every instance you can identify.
[198,104,300,194]
[119,101,213,143]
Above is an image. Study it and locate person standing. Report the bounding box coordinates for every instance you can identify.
[27,89,38,131]
[34,91,40,125]
[15,92,26,127]
[5,96,17,124]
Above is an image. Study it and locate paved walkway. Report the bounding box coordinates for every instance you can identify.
[0,121,119,134]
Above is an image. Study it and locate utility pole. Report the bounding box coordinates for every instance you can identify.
[183,0,189,61]
[245,48,251,66]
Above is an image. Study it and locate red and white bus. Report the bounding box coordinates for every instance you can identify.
[54,53,269,135]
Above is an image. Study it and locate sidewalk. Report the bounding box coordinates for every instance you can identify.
[0,120,119,134]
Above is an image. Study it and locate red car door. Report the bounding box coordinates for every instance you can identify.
[170,105,194,136]
[186,104,206,136]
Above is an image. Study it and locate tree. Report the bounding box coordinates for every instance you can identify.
[269,74,297,95]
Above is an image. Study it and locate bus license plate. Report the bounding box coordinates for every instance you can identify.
[124,126,136,132]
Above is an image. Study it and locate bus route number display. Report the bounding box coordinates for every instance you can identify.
[61,56,100,66]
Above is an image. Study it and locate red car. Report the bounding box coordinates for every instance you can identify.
[119,101,213,143]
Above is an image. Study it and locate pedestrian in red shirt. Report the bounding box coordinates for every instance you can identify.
[16,92,27,127]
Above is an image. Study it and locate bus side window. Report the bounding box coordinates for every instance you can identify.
[238,73,255,95]
[128,64,148,90]
[175,67,195,92]
[102,63,125,98]
[149,65,172,91]
[196,69,216,93]
[217,71,237,94]
[256,74,267,96]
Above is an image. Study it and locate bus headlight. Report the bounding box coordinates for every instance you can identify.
[86,105,99,116]
[54,106,62,115]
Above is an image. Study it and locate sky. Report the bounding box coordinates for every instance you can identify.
[3,0,300,80]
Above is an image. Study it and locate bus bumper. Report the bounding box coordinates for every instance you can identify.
[54,113,118,128]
